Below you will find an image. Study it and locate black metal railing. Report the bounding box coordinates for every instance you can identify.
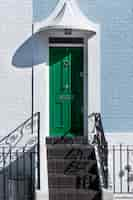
[88,113,108,189]
[0,147,38,200]
[88,114,133,194]
[108,144,133,194]
[0,112,40,200]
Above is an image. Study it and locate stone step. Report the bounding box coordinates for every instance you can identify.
[47,145,95,160]
[48,173,101,190]
[49,188,101,200]
[48,159,98,175]
[46,136,88,145]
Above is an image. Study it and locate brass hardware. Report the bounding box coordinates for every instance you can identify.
[59,94,74,101]
[64,61,69,67]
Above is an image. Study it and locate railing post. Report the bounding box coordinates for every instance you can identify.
[37,112,40,189]
[3,147,6,200]
[127,145,130,193]
[120,144,123,193]
[23,147,26,199]
[113,145,116,193]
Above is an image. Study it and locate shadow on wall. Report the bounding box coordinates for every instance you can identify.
[12,32,47,68]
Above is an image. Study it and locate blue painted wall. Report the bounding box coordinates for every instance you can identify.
[33,0,133,132]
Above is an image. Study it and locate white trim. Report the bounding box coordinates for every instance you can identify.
[34,0,97,33]
[39,144,49,198]
[98,26,101,112]
[88,24,101,114]
[35,190,49,200]
[34,24,100,196]
[105,132,133,145]
[49,43,84,47]
[47,28,100,137]
[102,189,114,200]
[114,194,133,200]
[34,33,49,193]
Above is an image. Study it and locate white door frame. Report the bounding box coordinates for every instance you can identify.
[48,28,101,137]
[33,28,100,194]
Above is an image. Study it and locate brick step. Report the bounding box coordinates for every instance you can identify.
[48,159,98,175]
[49,188,101,200]
[47,145,95,160]
[48,173,101,190]
[46,136,88,145]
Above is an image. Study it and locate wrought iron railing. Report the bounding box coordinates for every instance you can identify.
[0,147,38,200]
[108,144,133,194]
[0,112,40,200]
[88,113,108,189]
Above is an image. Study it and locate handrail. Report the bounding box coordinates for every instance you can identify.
[0,112,40,145]
[88,113,108,189]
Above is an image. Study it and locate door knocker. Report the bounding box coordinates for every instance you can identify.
[64,61,69,68]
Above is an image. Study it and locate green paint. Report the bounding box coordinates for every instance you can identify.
[50,47,83,137]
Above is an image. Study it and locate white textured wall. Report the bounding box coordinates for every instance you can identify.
[0,0,32,136]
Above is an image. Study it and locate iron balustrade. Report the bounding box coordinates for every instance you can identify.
[0,112,40,200]
[108,144,133,194]
[88,113,108,189]
[2,112,132,197]
[88,114,133,194]
[0,147,38,200]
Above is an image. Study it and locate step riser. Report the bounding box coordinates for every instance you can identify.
[49,191,101,200]
[46,137,88,145]
[48,175,99,190]
[47,147,95,160]
[48,160,97,175]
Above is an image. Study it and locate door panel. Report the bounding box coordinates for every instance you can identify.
[50,47,83,136]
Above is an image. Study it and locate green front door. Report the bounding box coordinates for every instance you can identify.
[50,47,83,137]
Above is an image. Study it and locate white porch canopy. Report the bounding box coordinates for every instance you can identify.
[34,0,97,33]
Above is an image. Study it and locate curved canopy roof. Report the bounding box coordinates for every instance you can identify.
[34,0,97,33]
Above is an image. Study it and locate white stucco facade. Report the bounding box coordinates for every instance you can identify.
[0,0,32,137]
[0,0,133,199]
